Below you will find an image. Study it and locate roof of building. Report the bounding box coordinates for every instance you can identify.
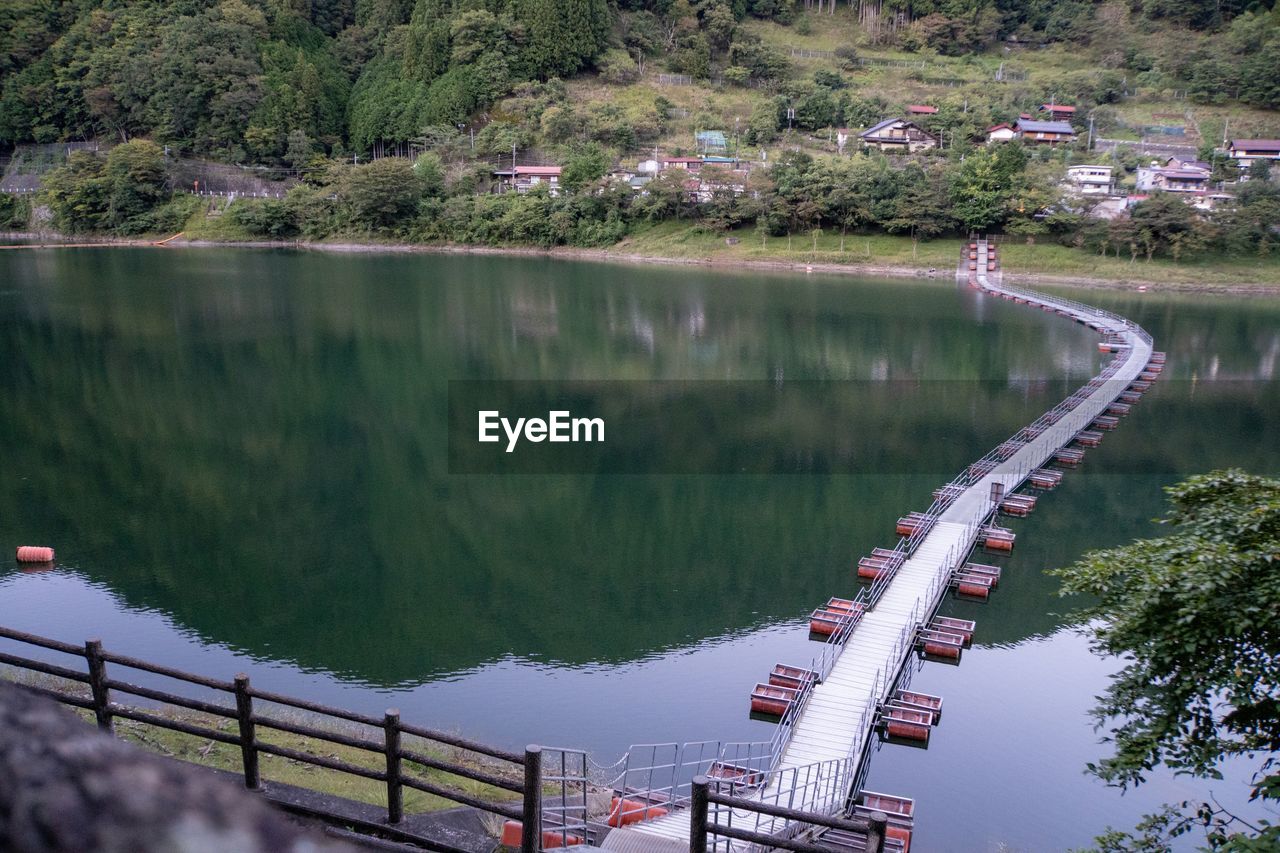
[1230,139,1280,151]
[907,105,938,114]
[1016,119,1076,134]
[860,118,935,140]
[514,165,562,176]
[1158,169,1210,180]
[987,123,1013,133]
[1041,104,1076,113]
[860,118,899,137]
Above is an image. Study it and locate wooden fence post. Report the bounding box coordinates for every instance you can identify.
[688,775,709,853]
[233,674,259,790]
[384,709,403,825]
[866,810,889,853]
[521,745,542,853]
[84,639,112,733]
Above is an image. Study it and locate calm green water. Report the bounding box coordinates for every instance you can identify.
[1,248,1277,850]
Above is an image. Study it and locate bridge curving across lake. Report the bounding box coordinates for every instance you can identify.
[584,238,1156,853]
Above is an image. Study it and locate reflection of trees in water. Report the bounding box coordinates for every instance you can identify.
[1,249,1277,685]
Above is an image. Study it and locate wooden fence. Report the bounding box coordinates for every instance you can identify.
[688,776,888,853]
[0,624,546,853]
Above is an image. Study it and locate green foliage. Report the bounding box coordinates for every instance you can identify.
[728,36,789,81]
[0,193,31,230]
[518,0,610,77]
[230,197,302,238]
[1054,470,1280,851]
[949,146,1014,231]
[41,140,173,235]
[1129,193,1207,261]
[561,143,611,193]
[103,140,171,229]
[341,157,423,231]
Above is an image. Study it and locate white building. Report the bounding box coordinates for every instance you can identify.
[1064,165,1114,195]
[986,123,1016,144]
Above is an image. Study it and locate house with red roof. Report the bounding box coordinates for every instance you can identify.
[492,165,562,195]
[1040,104,1076,121]
[986,123,1016,144]
[660,157,705,172]
[906,105,938,116]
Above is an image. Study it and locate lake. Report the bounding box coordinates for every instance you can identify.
[1,247,1277,850]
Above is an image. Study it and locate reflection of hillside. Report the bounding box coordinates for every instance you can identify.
[1,249,1277,686]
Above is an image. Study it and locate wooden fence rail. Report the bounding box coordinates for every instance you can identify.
[0,625,543,853]
[688,776,889,853]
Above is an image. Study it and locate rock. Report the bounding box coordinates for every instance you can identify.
[0,684,353,853]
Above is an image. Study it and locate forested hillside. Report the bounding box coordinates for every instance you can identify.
[2,0,1278,161]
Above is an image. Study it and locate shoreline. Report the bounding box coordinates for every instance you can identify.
[4,231,1280,296]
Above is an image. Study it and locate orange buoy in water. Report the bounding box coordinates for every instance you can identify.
[16,546,54,563]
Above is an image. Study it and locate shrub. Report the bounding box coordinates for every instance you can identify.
[230,197,301,238]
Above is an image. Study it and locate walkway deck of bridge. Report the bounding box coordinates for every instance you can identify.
[601,240,1153,851]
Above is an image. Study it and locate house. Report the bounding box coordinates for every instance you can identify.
[661,156,704,173]
[1192,192,1234,211]
[698,168,750,201]
[1088,198,1128,220]
[859,118,939,153]
[681,177,704,203]
[1040,104,1076,122]
[907,105,938,116]
[1166,156,1211,172]
[1136,161,1210,193]
[986,123,1016,144]
[1154,169,1211,192]
[1014,119,1076,146]
[1064,165,1114,195]
[492,165,562,195]
[1226,139,1280,163]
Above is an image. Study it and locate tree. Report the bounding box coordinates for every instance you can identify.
[1130,194,1202,261]
[560,143,610,194]
[949,147,1012,232]
[341,157,421,230]
[102,139,170,231]
[1053,470,1280,850]
[518,0,610,78]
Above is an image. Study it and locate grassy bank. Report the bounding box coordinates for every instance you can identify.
[616,222,1280,289]
[0,670,518,817]
[15,208,1280,292]
[97,708,520,815]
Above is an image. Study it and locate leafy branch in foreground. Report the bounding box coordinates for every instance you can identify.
[1053,470,1280,851]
